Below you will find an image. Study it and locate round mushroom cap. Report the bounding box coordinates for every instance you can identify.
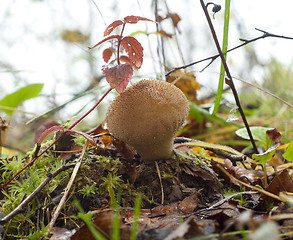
[106,79,189,162]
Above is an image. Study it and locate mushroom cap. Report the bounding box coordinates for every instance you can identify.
[106,79,189,162]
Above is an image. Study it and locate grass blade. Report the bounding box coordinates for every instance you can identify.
[212,0,230,115]
[131,194,142,240]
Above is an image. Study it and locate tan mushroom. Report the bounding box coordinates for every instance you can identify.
[106,79,189,163]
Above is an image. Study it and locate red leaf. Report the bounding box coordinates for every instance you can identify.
[168,13,181,28]
[88,35,121,50]
[37,125,65,145]
[156,30,173,38]
[102,64,133,92]
[120,36,143,69]
[119,55,139,70]
[266,128,282,145]
[123,15,154,24]
[103,48,114,63]
[104,20,124,37]
[115,78,129,93]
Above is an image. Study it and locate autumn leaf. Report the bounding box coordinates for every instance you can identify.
[104,20,124,37]
[36,125,65,145]
[103,16,154,37]
[156,30,173,38]
[120,36,143,69]
[168,13,181,28]
[88,35,121,50]
[102,64,133,92]
[115,77,130,93]
[123,15,154,24]
[157,13,181,28]
[167,70,200,102]
[103,48,114,63]
[61,30,89,43]
[266,128,282,148]
[119,55,138,69]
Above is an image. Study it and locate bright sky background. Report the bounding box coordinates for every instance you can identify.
[1,0,293,124]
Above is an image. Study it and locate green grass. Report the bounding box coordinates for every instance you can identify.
[213,0,231,115]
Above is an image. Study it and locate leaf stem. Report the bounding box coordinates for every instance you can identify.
[117,22,126,65]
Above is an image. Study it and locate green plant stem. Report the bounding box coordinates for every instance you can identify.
[131,194,142,240]
[213,0,230,115]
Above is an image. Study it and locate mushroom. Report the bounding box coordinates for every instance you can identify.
[106,79,189,163]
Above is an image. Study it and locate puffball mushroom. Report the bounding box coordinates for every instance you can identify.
[106,79,189,163]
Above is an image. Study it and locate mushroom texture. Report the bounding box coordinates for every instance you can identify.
[106,79,189,163]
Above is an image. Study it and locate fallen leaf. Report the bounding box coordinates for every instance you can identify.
[71,211,131,240]
[167,70,200,102]
[224,159,263,185]
[265,170,293,200]
[49,227,76,240]
[112,138,136,161]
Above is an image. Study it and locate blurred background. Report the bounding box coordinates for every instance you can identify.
[1,0,293,152]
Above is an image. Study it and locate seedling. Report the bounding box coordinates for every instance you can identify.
[89,15,154,93]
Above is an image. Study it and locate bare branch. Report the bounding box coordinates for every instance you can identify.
[166,28,293,77]
[199,0,258,153]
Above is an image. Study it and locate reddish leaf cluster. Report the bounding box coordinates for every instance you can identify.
[89,15,154,93]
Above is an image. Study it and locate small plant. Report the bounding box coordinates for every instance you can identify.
[78,183,98,198]
[89,15,154,93]
[236,127,282,187]
[0,83,43,117]
[100,173,123,207]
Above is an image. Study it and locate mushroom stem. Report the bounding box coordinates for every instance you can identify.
[134,138,174,163]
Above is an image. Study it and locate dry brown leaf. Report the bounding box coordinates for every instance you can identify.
[167,70,200,102]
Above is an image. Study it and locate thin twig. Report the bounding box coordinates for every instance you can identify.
[48,140,89,232]
[166,28,293,77]
[216,163,282,202]
[199,0,258,153]
[155,161,164,205]
[0,164,75,225]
